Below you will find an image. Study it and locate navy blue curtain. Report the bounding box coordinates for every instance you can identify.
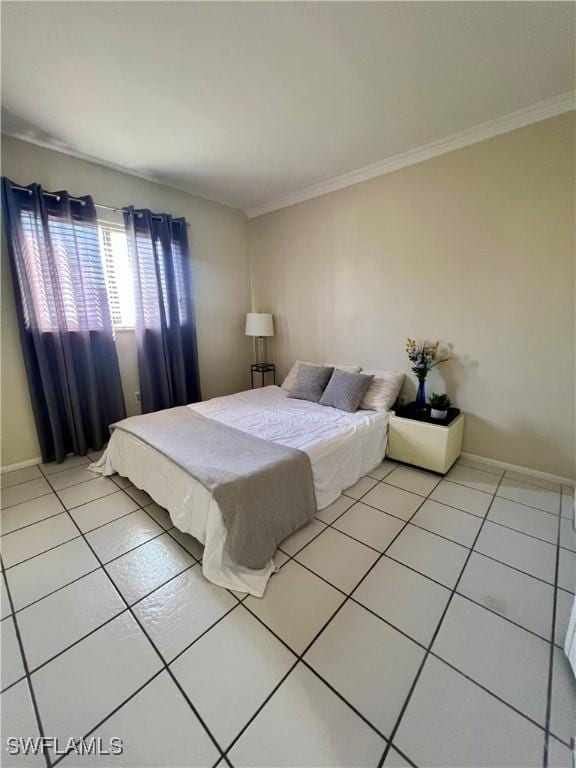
[2,178,126,463]
[123,207,200,413]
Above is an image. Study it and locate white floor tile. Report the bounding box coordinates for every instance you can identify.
[1,577,11,620]
[550,646,576,745]
[457,553,554,640]
[353,556,450,646]
[558,548,576,594]
[278,518,326,556]
[41,455,90,475]
[382,747,413,767]
[475,521,556,584]
[69,492,139,533]
[59,477,118,510]
[244,560,344,654]
[1,494,64,536]
[560,492,575,520]
[559,517,576,552]
[361,483,423,521]
[316,495,355,525]
[273,549,290,568]
[85,510,163,563]
[0,680,44,766]
[133,565,236,662]
[385,466,440,496]
[144,503,173,530]
[332,502,404,551]
[59,672,219,767]
[394,655,544,768]
[387,525,468,588]
[17,571,125,670]
[305,600,424,737]
[0,514,78,568]
[172,606,295,748]
[1,617,25,691]
[488,496,558,544]
[49,466,101,491]
[367,459,398,481]
[228,663,385,767]
[5,538,99,611]
[106,533,195,605]
[0,466,42,490]
[124,486,153,507]
[445,464,500,494]
[32,613,161,758]
[497,477,560,515]
[411,499,482,547]
[554,589,573,647]
[1,479,52,510]
[343,476,378,500]
[433,595,549,725]
[429,479,493,517]
[167,529,204,561]
[295,527,379,594]
[546,736,574,768]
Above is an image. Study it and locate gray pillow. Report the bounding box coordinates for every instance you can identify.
[319,369,375,413]
[288,364,334,403]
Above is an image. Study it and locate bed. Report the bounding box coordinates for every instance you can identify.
[92,385,388,596]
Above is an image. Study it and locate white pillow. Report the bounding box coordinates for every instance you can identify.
[281,360,362,391]
[359,370,404,411]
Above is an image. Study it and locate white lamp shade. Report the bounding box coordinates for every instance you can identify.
[245,313,274,337]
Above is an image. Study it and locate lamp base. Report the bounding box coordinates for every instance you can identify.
[255,336,268,363]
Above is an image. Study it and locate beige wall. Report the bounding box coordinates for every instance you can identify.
[249,114,575,478]
[1,136,252,466]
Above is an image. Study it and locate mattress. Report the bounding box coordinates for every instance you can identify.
[93,385,388,596]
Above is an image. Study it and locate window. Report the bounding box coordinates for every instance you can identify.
[97,223,135,329]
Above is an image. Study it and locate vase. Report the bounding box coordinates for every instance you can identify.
[416,378,426,408]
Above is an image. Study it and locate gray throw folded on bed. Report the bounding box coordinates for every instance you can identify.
[111,407,316,569]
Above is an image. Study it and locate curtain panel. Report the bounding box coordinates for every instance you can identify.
[123,207,200,413]
[2,178,126,463]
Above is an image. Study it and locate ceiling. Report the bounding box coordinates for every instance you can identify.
[2,2,574,215]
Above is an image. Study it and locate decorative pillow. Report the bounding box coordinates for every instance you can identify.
[359,370,404,412]
[287,365,334,403]
[281,360,318,391]
[281,360,361,390]
[319,370,375,413]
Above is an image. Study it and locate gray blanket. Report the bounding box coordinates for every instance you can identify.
[111,407,316,569]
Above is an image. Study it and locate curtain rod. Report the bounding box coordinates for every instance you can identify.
[10,183,190,227]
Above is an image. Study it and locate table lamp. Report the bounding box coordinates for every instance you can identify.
[245,313,274,363]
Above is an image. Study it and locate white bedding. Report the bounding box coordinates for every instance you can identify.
[93,386,388,596]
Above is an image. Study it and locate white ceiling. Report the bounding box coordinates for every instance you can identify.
[2,2,574,215]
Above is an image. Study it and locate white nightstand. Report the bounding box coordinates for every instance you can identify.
[388,410,465,474]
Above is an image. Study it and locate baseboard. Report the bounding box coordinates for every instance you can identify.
[1,457,42,474]
[460,452,575,487]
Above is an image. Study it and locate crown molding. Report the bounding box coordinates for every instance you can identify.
[246,92,575,218]
[3,92,573,219]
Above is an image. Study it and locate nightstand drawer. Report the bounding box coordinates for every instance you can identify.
[388,413,464,474]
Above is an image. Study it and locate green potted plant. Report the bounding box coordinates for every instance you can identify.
[429,392,452,420]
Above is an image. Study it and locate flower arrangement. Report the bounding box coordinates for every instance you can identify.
[405,338,451,406]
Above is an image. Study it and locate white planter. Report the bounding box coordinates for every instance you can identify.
[430,408,448,420]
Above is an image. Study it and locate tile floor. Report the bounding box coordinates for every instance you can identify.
[1,453,575,767]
